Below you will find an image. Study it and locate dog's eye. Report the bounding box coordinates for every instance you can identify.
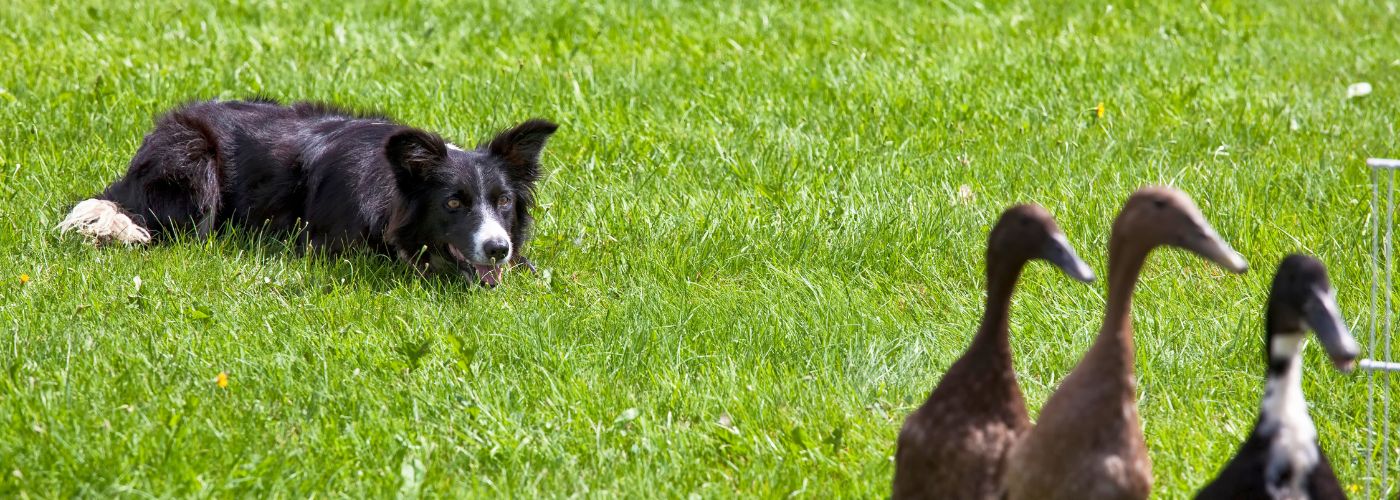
[446,199,462,209]
[496,194,513,209]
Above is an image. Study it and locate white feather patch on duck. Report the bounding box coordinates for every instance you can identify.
[1260,332,1319,498]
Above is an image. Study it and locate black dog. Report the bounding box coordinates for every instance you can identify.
[59,98,557,286]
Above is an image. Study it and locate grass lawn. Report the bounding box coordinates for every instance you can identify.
[3,0,1399,496]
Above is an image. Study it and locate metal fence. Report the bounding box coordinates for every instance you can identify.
[1365,158,1400,499]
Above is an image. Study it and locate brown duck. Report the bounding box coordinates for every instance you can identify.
[1196,254,1358,500]
[892,204,1096,500]
[1003,187,1249,500]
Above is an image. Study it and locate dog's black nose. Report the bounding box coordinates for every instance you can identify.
[483,239,510,261]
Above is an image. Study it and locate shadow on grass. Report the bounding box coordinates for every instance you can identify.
[142,223,493,296]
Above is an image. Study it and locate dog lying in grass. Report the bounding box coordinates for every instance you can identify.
[59,98,557,287]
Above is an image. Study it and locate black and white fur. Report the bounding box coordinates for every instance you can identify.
[58,98,557,286]
[1196,254,1359,500]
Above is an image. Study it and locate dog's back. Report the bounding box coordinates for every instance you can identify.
[81,99,395,244]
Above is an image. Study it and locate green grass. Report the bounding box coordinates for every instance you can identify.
[2,0,1399,496]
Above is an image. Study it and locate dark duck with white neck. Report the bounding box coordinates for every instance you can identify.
[892,203,1096,500]
[1003,187,1250,500]
[1196,254,1359,500]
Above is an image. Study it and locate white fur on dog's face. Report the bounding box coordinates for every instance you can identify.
[470,204,512,264]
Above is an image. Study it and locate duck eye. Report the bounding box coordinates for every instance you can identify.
[496,194,513,209]
[446,199,462,209]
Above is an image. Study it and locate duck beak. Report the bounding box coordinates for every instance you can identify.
[1183,222,1249,274]
[1304,287,1360,372]
[1041,232,1096,283]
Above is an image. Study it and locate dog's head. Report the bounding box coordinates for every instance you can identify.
[385,119,558,286]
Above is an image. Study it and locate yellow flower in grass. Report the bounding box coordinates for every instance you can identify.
[216,371,229,389]
[18,274,30,285]
[1096,102,1106,119]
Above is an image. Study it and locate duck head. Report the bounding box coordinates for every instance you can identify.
[988,204,1096,282]
[1111,187,1249,274]
[1266,254,1360,372]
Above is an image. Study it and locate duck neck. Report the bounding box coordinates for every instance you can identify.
[1096,234,1150,371]
[969,255,1026,360]
[1260,333,1314,439]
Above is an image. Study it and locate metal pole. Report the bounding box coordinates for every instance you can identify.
[1360,359,1400,372]
[1370,164,1380,499]
[1385,169,1394,498]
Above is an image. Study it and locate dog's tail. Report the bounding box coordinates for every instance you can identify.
[57,198,152,245]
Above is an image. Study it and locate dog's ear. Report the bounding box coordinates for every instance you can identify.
[485,119,558,184]
[385,128,448,184]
